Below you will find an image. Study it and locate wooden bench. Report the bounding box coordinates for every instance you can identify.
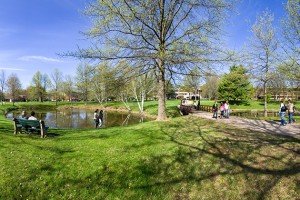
[13,118,49,138]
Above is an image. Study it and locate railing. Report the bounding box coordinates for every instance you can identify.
[199,105,213,112]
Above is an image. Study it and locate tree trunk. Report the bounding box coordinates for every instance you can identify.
[264,82,267,117]
[156,63,167,121]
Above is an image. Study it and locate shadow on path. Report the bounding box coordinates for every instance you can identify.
[192,111,300,138]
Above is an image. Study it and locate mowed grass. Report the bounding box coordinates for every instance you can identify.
[1,111,300,199]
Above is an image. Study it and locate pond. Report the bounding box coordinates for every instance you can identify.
[6,109,151,129]
[230,110,300,117]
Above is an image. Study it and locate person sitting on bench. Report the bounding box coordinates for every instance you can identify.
[28,111,37,120]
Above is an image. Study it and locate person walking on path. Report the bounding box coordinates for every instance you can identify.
[279,101,288,126]
[224,100,230,119]
[93,109,99,128]
[212,101,218,119]
[287,99,296,124]
[220,102,225,118]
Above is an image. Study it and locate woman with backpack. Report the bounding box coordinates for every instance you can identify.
[279,101,287,126]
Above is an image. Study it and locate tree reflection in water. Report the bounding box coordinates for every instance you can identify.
[7,109,150,129]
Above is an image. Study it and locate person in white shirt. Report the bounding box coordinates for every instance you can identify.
[28,111,37,120]
[224,100,230,119]
[93,109,99,128]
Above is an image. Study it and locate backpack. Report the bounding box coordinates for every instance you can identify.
[281,105,287,112]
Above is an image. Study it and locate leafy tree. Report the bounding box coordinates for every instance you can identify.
[218,65,253,100]
[0,70,6,105]
[90,61,119,104]
[75,63,94,101]
[62,75,74,102]
[201,74,219,100]
[6,73,22,106]
[181,68,201,100]
[245,10,279,116]
[165,81,176,100]
[131,72,156,113]
[67,0,235,120]
[31,71,51,102]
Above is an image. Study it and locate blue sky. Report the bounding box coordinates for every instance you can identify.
[0,0,286,88]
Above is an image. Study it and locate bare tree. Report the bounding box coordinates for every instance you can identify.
[281,0,300,88]
[246,10,279,116]
[62,75,74,102]
[51,68,63,105]
[6,73,22,106]
[66,0,235,120]
[0,70,6,105]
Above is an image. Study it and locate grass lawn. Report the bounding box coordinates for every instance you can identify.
[1,102,299,199]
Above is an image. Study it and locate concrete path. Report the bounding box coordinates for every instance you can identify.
[191,110,300,138]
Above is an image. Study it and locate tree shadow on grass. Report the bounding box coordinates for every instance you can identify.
[133,117,300,199]
[3,116,300,199]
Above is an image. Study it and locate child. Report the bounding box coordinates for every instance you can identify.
[220,102,225,118]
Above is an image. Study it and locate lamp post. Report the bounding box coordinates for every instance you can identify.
[197,89,202,110]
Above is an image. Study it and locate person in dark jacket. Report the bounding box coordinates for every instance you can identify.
[98,110,104,128]
[212,101,218,119]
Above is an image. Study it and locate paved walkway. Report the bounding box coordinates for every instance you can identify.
[191,110,300,138]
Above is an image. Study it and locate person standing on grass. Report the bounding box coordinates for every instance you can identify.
[93,109,99,128]
[98,110,104,128]
[212,101,218,119]
[220,102,225,118]
[224,100,230,119]
[279,101,287,126]
[287,99,296,124]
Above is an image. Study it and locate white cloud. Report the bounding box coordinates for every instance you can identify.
[18,56,62,62]
[0,67,24,71]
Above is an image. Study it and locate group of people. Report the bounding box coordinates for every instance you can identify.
[20,110,37,120]
[93,109,104,128]
[211,99,296,126]
[212,100,230,119]
[279,99,296,126]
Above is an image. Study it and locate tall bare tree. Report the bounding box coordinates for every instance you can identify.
[281,0,300,88]
[62,75,74,102]
[246,10,279,116]
[67,0,235,120]
[6,73,22,106]
[0,70,6,105]
[51,68,63,105]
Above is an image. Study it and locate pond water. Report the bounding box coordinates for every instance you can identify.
[6,109,150,129]
[230,110,300,117]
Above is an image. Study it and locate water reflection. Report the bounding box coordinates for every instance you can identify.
[7,109,149,129]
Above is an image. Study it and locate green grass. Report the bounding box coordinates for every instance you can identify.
[1,106,300,199]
